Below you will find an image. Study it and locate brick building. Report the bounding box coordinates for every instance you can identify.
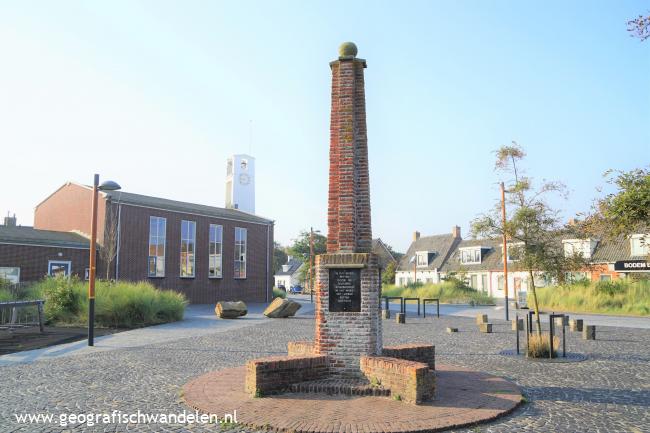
[0,224,91,283]
[2,182,274,304]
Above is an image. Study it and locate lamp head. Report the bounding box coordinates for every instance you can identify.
[98,180,121,191]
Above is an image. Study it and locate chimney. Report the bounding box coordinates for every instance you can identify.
[413,231,420,242]
[3,213,16,227]
[452,225,461,239]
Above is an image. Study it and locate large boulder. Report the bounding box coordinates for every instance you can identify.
[215,301,248,319]
[264,298,301,318]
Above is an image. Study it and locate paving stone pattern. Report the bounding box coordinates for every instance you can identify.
[1,314,649,432]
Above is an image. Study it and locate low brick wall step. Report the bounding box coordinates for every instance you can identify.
[289,378,390,397]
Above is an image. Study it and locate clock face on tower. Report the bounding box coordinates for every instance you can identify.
[239,173,250,185]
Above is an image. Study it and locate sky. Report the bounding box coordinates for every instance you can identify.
[0,0,648,252]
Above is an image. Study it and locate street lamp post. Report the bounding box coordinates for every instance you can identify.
[501,182,509,322]
[88,174,121,347]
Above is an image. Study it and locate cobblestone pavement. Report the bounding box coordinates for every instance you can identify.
[1,313,648,433]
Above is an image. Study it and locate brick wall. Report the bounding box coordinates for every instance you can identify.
[588,263,621,281]
[115,203,273,304]
[314,253,382,377]
[34,183,107,243]
[360,356,435,404]
[0,243,90,282]
[382,344,436,371]
[245,355,328,396]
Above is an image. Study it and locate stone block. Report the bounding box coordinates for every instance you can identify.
[512,318,524,331]
[476,314,488,325]
[396,313,405,324]
[287,341,315,356]
[479,323,493,333]
[583,325,596,340]
[446,327,458,333]
[263,297,301,318]
[554,316,569,328]
[382,309,390,319]
[215,301,247,319]
[569,319,584,332]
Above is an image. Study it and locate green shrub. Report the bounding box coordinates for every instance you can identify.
[272,287,287,299]
[37,275,82,323]
[0,288,14,302]
[29,277,187,327]
[92,281,186,328]
[594,280,627,296]
[0,278,16,302]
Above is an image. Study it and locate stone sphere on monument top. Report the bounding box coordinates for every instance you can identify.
[338,42,358,57]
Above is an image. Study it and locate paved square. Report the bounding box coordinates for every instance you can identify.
[0,308,649,432]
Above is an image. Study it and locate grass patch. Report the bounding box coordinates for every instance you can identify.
[526,333,559,358]
[536,279,650,316]
[382,279,494,305]
[27,275,188,328]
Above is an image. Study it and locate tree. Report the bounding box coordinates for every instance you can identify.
[99,206,118,280]
[272,242,288,275]
[471,142,584,335]
[288,230,327,259]
[628,14,650,41]
[288,230,327,290]
[384,243,404,262]
[381,261,396,285]
[581,167,650,243]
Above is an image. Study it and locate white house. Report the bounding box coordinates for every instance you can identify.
[273,256,304,290]
[394,227,462,286]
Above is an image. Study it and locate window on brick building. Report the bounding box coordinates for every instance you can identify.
[600,274,612,281]
[209,224,223,278]
[0,267,20,284]
[234,227,247,279]
[148,216,166,277]
[180,220,196,278]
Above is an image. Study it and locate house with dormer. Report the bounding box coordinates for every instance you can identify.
[273,256,304,290]
[394,226,462,286]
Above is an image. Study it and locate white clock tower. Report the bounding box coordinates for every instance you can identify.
[225,154,255,214]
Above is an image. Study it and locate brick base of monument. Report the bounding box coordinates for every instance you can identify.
[314,253,382,377]
[247,341,435,402]
[183,363,522,433]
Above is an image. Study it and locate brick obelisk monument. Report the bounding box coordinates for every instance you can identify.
[314,42,382,377]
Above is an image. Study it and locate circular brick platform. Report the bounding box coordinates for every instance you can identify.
[183,364,522,433]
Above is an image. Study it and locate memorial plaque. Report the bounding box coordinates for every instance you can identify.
[329,268,361,312]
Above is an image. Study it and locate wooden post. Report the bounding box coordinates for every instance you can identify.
[309,227,314,303]
[88,174,99,346]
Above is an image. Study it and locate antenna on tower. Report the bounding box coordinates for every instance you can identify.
[248,119,253,154]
